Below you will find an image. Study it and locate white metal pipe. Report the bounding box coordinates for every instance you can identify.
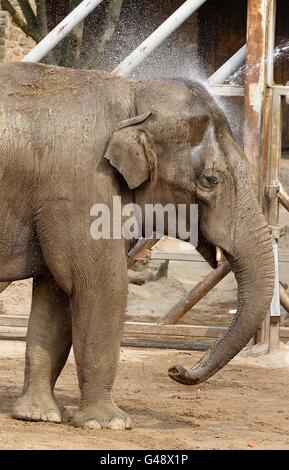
[286,82,289,104]
[209,44,246,85]
[266,0,276,86]
[22,0,105,63]
[113,0,207,77]
[209,84,244,96]
[270,238,280,317]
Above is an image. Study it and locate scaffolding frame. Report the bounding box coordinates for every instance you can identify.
[0,0,284,349]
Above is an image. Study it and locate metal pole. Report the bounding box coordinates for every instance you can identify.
[266,89,281,228]
[263,1,279,351]
[112,0,207,76]
[22,0,105,63]
[270,237,280,349]
[209,44,246,85]
[266,87,281,349]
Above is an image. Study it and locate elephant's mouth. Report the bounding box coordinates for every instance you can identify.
[196,232,218,269]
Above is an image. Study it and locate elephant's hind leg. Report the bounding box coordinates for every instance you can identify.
[13,274,72,423]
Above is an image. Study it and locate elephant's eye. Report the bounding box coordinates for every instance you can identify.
[197,171,219,190]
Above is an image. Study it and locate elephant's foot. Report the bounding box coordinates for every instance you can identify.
[12,391,63,423]
[72,400,132,430]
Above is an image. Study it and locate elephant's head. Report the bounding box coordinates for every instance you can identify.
[105,78,275,385]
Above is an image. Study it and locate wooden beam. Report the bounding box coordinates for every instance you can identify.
[127,238,159,268]
[158,260,231,325]
[278,183,289,212]
[280,283,289,314]
[0,318,288,344]
[0,316,28,327]
[0,316,224,338]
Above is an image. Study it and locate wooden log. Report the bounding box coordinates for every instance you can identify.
[280,326,289,339]
[280,283,289,314]
[0,316,28,327]
[278,183,289,212]
[158,260,232,325]
[0,317,225,338]
[0,326,27,339]
[0,318,288,343]
[127,238,159,268]
[124,322,226,338]
[0,282,10,294]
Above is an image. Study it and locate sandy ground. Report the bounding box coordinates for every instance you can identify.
[0,341,288,450]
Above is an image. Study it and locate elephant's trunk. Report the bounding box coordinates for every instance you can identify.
[168,191,275,385]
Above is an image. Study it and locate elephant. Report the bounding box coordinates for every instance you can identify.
[0,62,274,430]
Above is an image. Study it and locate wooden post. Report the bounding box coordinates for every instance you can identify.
[244,0,269,345]
[244,0,271,198]
[244,0,279,349]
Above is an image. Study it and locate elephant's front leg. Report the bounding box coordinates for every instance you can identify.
[70,250,131,430]
[13,274,72,423]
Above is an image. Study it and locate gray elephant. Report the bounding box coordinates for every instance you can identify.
[0,62,274,430]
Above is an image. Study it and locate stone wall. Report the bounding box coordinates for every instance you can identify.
[0,2,35,62]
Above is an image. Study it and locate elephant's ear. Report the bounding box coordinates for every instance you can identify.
[104,111,157,189]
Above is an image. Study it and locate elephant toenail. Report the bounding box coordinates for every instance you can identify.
[47,411,61,423]
[84,420,102,430]
[125,417,133,430]
[110,418,125,430]
[31,411,41,421]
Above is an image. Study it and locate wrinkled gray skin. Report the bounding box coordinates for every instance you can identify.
[0,63,274,429]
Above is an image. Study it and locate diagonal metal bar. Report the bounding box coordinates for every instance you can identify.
[22,0,106,63]
[21,0,208,74]
[112,0,208,76]
[209,44,246,85]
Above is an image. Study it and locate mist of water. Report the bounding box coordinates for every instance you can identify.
[226,38,289,85]
[85,4,289,146]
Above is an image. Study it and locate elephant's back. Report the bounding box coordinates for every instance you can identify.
[0,62,129,102]
[0,63,133,165]
[0,62,134,198]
